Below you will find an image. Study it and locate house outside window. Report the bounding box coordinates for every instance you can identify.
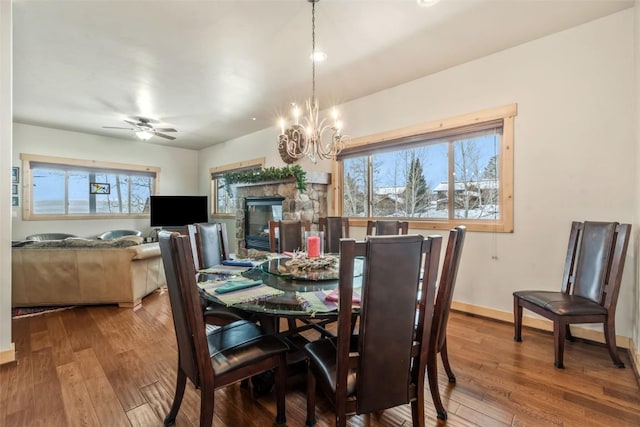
[210,157,265,217]
[336,104,516,232]
[21,154,159,220]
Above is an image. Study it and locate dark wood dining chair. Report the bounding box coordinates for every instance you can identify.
[268,219,311,253]
[189,223,251,326]
[304,234,442,427]
[318,216,349,254]
[158,230,289,427]
[194,222,225,269]
[365,220,409,236]
[513,221,631,369]
[189,222,232,270]
[427,225,466,420]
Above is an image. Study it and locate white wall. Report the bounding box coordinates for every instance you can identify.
[0,0,14,362]
[200,10,638,338]
[12,123,201,240]
[633,0,640,357]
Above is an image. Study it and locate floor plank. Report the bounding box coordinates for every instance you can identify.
[1,289,639,427]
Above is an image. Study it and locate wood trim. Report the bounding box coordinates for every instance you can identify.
[629,342,640,384]
[209,157,265,174]
[331,159,342,216]
[0,343,15,366]
[500,114,515,232]
[210,157,265,215]
[335,104,517,233]
[345,104,517,149]
[20,153,159,221]
[20,153,161,174]
[451,301,631,349]
[25,214,150,221]
[347,218,511,232]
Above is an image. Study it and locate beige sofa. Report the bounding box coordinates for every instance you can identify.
[12,239,166,310]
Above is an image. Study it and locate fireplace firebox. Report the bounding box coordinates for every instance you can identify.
[244,196,284,251]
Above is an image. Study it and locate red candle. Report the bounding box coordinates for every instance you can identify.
[307,235,321,258]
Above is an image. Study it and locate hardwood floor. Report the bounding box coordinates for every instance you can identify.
[2,288,639,427]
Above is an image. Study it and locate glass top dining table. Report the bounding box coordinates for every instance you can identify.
[198,255,363,319]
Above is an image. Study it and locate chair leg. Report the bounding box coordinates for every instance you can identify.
[274,354,288,426]
[287,318,298,334]
[513,296,523,342]
[164,368,187,426]
[336,413,347,427]
[199,382,214,427]
[305,367,317,427]
[553,319,566,369]
[427,353,447,420]
[410,380,425,427]
[604,316,625,368]
[440,338,456,383]
[565,324,574,342]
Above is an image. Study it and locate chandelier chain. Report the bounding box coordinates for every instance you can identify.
[311,0,316,104]
[277,0,346,164]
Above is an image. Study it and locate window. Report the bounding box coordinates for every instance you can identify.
[337,104,516,232]
[21,154,159,220]
[210,158,265,217]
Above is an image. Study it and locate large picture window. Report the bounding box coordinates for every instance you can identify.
[210,157,265,217]
[21,154,159,220]
[337,105,515,232]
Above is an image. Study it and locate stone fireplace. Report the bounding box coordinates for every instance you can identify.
[233,172,330,256]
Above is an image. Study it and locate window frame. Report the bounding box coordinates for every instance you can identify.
[21,153,160,221]
[210,157,265,218]
[332,104,516,232]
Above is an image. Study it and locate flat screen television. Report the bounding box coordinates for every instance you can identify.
[150,195,208,228]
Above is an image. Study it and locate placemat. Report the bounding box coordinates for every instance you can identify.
[199,279,284,306]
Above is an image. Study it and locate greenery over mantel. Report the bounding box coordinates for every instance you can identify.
[223,164,307,191]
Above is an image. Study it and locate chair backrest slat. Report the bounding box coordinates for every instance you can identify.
[269,220,310,253]
[337,234,442,415]
[159,231,211,385]
[366,220,409,236]
[432,226,466,352]
[319,216,349,254]
[195,222,224,269]
[573,222,616,302]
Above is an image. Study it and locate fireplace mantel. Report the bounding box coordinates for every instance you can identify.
[230,171,331,189]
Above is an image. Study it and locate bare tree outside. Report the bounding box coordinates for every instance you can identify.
[453,136,499,219]
[342,157,368,216]
[340,132,499,221]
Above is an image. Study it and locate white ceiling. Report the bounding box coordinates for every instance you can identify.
[12,0,634,150]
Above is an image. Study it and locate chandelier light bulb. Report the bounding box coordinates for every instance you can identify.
[417,0,440,7]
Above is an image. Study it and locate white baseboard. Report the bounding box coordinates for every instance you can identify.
[0,342,15,365]
[451,301,631,348]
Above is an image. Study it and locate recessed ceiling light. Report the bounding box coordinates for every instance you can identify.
[311,51,327,62]
[417,0,440,7]
[252,117,257,121]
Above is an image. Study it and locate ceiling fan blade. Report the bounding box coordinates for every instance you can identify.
[103,126,134,130]
[153,128,177,132]
[153,132,176,140]
[124,119,140,127]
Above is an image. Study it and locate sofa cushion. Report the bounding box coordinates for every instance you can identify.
[25,236,143,249]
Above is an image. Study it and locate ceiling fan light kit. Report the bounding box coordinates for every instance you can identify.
[102,117,177,141]
[135,130,153,140]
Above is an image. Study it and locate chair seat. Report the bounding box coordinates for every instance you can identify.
[514,291,607,316]
[304,338,357,397]
[208,320,290,376]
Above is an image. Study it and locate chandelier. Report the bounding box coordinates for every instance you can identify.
[278,0,346,164]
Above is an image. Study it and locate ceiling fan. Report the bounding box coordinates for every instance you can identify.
[103,117,177,141]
